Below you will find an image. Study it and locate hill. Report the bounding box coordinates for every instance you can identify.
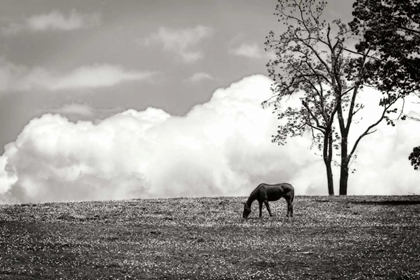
[1,196,420,279]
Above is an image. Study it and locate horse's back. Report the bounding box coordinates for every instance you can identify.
[259,183,294,201]
[261,183,294,192]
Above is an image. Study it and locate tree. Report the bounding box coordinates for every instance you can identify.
[350,0,420,170]
[409,146,420,170]
[264,0,341,195]
[265,0,405,195]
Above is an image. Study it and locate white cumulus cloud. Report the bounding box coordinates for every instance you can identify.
[41,103,125,120]
[142,25,214,63]
[0,75,419,204]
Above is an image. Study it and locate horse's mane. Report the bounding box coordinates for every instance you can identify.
[249,183,263,196]
[246,183,264,204]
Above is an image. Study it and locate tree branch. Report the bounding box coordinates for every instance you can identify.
[349,97,399,159]
[302,100,326,132]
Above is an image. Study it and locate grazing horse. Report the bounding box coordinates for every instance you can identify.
[243,183,294,219]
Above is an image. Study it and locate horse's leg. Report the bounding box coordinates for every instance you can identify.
[258,201,263,218]
[264,200,272,217]
[290,201,293,217]
[286,197,293,217]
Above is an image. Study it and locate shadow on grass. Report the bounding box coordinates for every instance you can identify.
[349,200,420,206]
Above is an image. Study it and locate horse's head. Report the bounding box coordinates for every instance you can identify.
[242,203,251,219]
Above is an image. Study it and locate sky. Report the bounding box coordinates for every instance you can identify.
[0,0,419,203]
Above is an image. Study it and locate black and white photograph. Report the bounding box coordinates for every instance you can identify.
[0,0,419,278]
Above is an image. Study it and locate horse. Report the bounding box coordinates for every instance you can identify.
[242,183,294,219]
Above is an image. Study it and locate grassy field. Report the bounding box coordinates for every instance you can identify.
[1,195,420,279]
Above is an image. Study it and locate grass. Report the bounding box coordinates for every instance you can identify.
[1,195,420,279]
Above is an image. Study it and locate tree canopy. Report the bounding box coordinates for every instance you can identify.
[350,0,420,170]
[409,146,420,170]
[350,0,420,97]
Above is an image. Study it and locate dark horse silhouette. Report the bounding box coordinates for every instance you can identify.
[243,183,294,219]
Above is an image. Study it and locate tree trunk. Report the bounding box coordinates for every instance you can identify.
[339,137,349,195]
[326,161,334,195]
[339,165,349,195]
[323,131,334,195]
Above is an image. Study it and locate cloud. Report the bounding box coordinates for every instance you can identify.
[230,42,275,60]
[39,103,127,122]
[46,103,94,117]
[0,75,419,203]
[184,72,214,84]
[142,25,214,63]
[2,10,100,34]
[50,64,154,90]
[0,59,155,93]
